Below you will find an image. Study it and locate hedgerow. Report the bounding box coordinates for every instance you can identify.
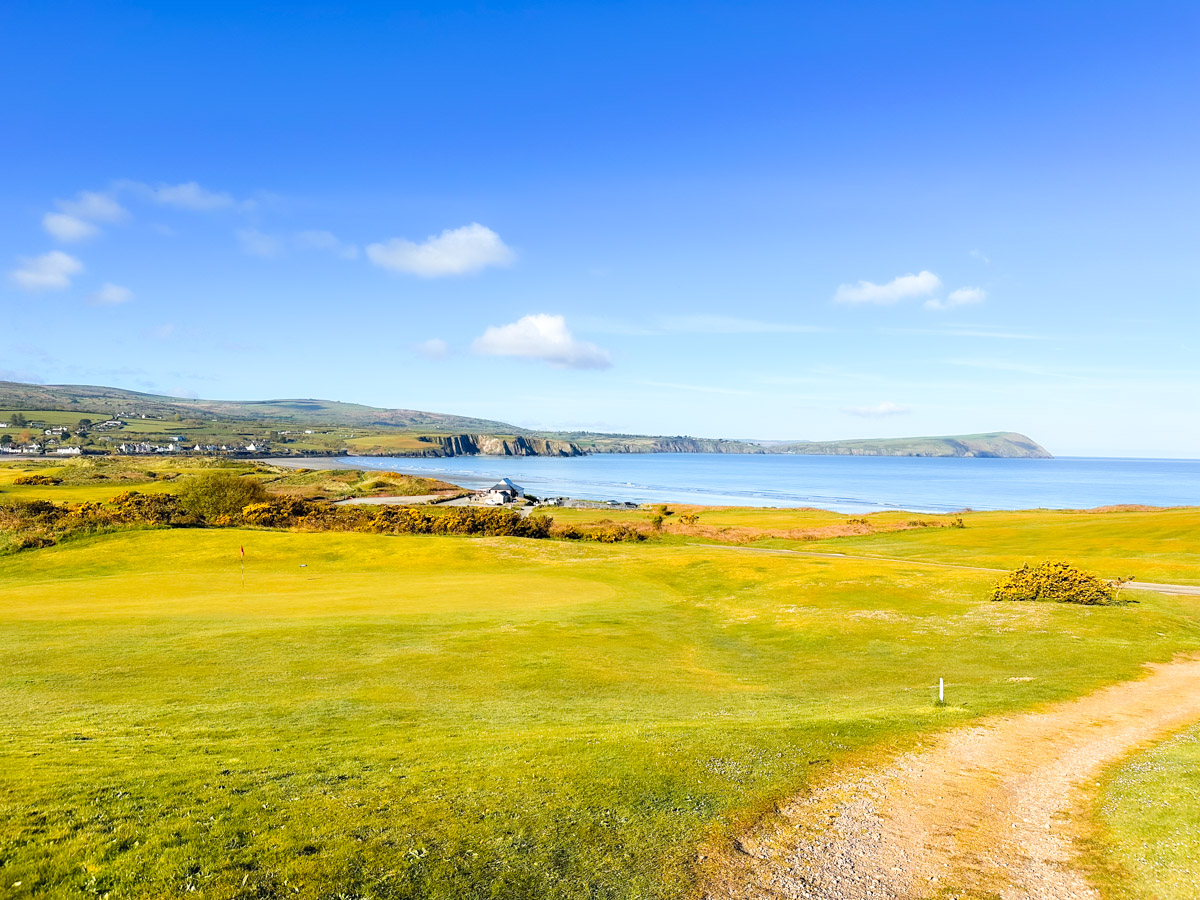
[0,491,562,554]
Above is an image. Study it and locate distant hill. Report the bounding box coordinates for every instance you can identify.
[0,381,1051,459]
[0,381,519,432]
[764,432,1052,459]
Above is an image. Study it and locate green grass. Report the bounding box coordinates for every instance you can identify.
[796,506,1200,585]
[3,523,1200,898]
[1090,723,1200,900]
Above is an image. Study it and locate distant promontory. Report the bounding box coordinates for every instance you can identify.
[0,381,1051,459]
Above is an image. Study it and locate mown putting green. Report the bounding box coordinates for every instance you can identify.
[2,519,1199,898]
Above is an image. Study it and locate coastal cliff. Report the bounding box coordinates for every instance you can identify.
[766,432,1052,459]
[421,434,585,457]
[585,437,765,454]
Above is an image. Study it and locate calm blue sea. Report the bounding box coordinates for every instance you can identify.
[337,453,1200,514]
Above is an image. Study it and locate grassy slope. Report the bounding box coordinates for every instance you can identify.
[1090,724,1200,900]
[548,504,1200,585]
[2,521,1200,899]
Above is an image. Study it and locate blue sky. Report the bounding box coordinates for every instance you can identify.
[2,1,1197,457]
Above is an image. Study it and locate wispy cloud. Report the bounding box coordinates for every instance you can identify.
[236,228,358,260]
[473,314,611,369]
[925,286,987,311]
[89,283,134,306]
[642,380,752,396]
[970,248,991,264]
[294,230,358,259]
[944,358,1077,377]
[42,190,128,242]
[658,314,825,334]
[42,213,99,242]
[885,326,1044,341]
[138,180,235,211]
[414,338,450,359]
[840,401,912,417]
[236,228,285,258]
[9,251,83,291]
[367,223,514,277]
[834,270,941,305]
[58,190,127,222]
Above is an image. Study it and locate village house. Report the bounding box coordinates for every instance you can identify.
[481,478,525,505]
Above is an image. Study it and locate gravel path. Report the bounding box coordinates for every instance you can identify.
[703,656,1200,900]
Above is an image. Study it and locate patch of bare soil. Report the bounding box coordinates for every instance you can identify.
[700,656,1200,900]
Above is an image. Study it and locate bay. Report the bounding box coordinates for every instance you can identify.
[328,453,1200,514]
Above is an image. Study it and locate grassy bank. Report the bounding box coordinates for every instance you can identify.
[3,521,1199,898]
[1090,723,1200,900]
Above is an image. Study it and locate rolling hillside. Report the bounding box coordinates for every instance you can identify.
[0,381,1051,458]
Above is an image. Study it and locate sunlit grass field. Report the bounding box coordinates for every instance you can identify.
[1090,723,1200,900]
[3,514,1200,898]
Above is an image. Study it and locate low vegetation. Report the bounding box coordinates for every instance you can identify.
[2,457,1199,898]
[1090,723,1200,900]
[991,560,1126,605]
[1,521,1197,900]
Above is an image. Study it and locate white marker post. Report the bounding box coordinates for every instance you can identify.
[939,677,944,704]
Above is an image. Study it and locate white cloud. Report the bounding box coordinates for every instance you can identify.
[236,228,285,257]
[415,338,450,359]
[834,270,942,305]
[840,401,913,418]
[58,190,127,222]
[9,251,83,291]
[43,213,99,242]
[294,230,358,259]
[367,223,514,277]
[472,314,612,369]
[970,248,991,264]
[89,283,134,306]
[924,286,987,311]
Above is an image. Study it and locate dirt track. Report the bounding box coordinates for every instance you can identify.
[703,656,1200,900]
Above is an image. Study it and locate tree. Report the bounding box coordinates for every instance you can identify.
[176,472,270,520]
[9,412,27,427]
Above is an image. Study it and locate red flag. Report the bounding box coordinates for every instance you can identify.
[240,546,244,559]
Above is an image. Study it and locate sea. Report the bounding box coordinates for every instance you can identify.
[330,453,1200,514]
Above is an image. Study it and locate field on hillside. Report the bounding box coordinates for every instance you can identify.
[2,484,1200,899]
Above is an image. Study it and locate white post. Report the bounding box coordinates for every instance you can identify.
[939,678,944,703]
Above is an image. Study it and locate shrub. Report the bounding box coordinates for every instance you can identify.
[13,474,62,486]
[11,533,56,551]
[590,523,646,543]
[555,521,646,543]
[175,473,269,521]
[242,498,311,528]
[368,506,553,539]
[109,491,194,526]
[991,560,1117,605]
[0,499,68,530]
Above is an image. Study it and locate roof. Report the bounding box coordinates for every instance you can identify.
[489,478,523,492]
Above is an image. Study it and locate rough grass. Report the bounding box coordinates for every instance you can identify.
[1089,723,1200,900]
[3,524,1200,899]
